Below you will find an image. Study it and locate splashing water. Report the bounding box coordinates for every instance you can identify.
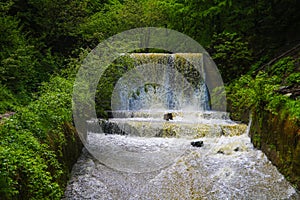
[111,53,210,112]
[64,110,299,199]
[64,53,299,199]
[64,132,298,199]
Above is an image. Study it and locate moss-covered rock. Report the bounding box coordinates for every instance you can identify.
[249,110,300,189]
[59,122,83,186]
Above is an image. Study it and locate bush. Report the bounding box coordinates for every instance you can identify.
[0,84,16,113]
[227,56,300,121]
[267,57,296,77]
[0,75,75,199]
[0,136,62,199]
[208,32,253,83]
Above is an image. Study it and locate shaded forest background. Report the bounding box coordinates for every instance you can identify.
[0,0,300,199]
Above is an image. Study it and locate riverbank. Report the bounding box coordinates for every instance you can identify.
[250,110,300,189]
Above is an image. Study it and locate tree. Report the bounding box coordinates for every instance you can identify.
[8,0,91,56]
[208,32,253,83]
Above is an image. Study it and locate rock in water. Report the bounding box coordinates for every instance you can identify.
[191,140,204,147]
[163,113,173,121]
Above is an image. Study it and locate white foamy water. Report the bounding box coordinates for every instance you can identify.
[68,52,298,199]
[63,132,298,199]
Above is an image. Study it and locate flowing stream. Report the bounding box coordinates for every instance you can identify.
[63,115,299,199]
[65,53,299,199]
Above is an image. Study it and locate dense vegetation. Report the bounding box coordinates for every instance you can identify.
[228,57,300,122]
[0,0,299,198]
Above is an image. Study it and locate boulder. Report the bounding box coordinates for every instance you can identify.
[163,113,173,121]
[191,140,204,147]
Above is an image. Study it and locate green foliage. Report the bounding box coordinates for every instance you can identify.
[209,32,253,83]
[95,55,135,117]
[0,10,60,97]
[165,0,300,55]
[227,57,300,121]
[1,0,300,198]
[285,100,300,121]
[80,0,169,46]
[286,72,300,85]
[0,143,62,199]
[1,45,49,94]
[227,72,277,119]
[0,75,74,199]
[10,0,90,55]
[0,0,13,13]
[0,84,16,113]
[267,57,296,77]
[0,15,23,60]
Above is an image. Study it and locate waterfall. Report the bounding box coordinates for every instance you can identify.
[65,53,299,200]
[111,53,210,112]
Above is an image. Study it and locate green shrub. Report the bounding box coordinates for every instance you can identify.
[227,56,300,121]
[0,75,75,199]
[0,84,17,113]
[286,72,300,85]
[208,32,253,83]
[0,140,62,199]
[268,57,296,77]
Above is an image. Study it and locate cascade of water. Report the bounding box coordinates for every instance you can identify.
[65,133,299,199]
[111,53,210,113]
[66,53,299,199]
[165,54,174,109]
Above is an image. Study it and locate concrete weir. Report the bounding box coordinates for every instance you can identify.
[97,111,248,138]
[65,53,299,199]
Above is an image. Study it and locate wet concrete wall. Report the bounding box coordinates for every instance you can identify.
[249,110,300,189]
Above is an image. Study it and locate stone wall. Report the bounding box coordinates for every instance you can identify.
[249,110,300,189]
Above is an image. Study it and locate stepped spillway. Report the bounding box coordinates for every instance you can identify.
[66,53,299,199]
